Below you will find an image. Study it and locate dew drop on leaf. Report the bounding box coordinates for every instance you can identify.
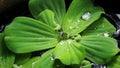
[97,33,102,36]
[70,26,73,30]
[32,62,35,68]
[102,23,105,27]
[82,12,91,20]
[50,54,54,61]
[68,41,71,44]
[104,32,109,37]
[114,29,120,37]
[77,19,80,23]
[50,57,54,61]
[76,26,79,29]
[94,28,97,29]
[66,49,69,52]
[60,41,64,45]
[48,42,51,45]
[56,64,60,67]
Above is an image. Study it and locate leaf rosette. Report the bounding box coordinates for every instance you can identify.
[4,0,119,67]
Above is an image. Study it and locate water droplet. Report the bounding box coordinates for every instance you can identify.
[70,26,73,30]
[56,65,60,67]
[116,14,120,19]
[32,62,35,68]
[59,31,63,37]
[77,19,80,23]
[82,12,91,20]
[60,41,64,45]
[104,32,109,37]
[0,57,2,59]
[103,66,106,68]
[67,49,69,51]
[76,26,79,29]
[102,23,105,27]
[13,64,22,68]
[94,28,97,29]
[97,33,102,36]
[68,41,71,44]
[50,57,54,61]
[116,29,120,35]
[0,24,4,32]
[50,54,54,61]
[48,42,51,45]
[114,29,120,37]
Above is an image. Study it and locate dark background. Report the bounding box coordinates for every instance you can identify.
[0,0,120,67]
[0,0,120,25]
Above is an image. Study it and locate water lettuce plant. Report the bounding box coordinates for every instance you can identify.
[0,0,120,68]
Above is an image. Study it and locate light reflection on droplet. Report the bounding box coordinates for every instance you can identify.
[50,57,54,61]
[97,33,102,36]
[102,23,105,27]
[70,26,73,30]
[77,19,80,23]
[68,41,71,44]
[76,26,79,29]
[104,32,109,37]
[82,12,91,20]
[94,28,97,29]
[60,41,64,45]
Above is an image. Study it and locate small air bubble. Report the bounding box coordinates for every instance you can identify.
[82,12,91,20]
[104,32,109,37]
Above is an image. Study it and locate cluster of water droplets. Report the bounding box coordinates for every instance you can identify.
[69,12,91,31]
[82,12,91,21]
[103,32,109,37]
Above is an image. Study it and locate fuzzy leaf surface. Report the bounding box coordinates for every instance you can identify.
[62,0,104,35]
[29,0,66,25]
[79,35,119,64]
[53,39,85,65]
[4,17,58,53]
[0,33,15,68]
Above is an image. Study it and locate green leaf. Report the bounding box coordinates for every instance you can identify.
[53,39,85,65]
[81,17,116,37]
[14,53,31,65]
[22,50,55,68]
[21,56,41,68]
[80,60,92,68]
[4,17,59,53]
[38,9,61,30]
[71,60,92,68]
[62,0,104,35]
[79,35,119,64]
[0,33,15,68]
[29,0,66,25]
[107,55,120,68]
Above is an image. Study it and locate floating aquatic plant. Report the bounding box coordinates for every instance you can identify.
[0,0,119,68]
